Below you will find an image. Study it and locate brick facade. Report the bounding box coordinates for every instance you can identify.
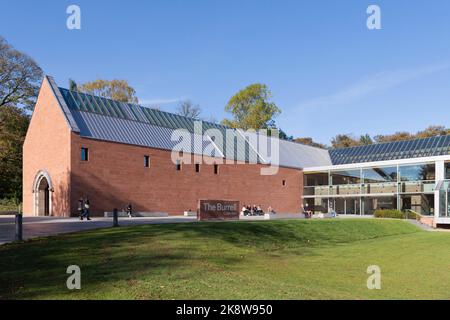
[23,79,303,217]
[23,79,72,217]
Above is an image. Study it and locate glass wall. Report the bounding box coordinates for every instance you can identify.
[439,180,450,218]
[304,172,329,196]
[304,198,329,214]
[305,172,329,186]
[362,166,397,194]
[399,164,435,181]
[399,164,435,194]
[400,194,434,215]
[363,197,397,215]
[446,162,450,179]
[331,170,361,185]
[362,166,397,183]
[303,161,437,216]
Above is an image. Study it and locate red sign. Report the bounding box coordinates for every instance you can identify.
[198,200,240,221]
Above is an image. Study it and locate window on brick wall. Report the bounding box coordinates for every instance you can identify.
[176,160,182,171]
[214,164,219,175]
[81,148,89,161]
[282,180,287,186]
[144,155,150,168]
[195,163,200,173]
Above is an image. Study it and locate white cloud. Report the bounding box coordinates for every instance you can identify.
[298,62,450,109]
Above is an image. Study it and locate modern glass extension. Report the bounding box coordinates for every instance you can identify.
[303,162,439,216]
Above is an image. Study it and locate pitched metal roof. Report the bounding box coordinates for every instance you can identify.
[58,87,265,164]
[330,135,450,165]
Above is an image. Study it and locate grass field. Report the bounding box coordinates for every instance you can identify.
[1,219,449,300]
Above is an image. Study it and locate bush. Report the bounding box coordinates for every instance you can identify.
[0,198,20,213]
[374,209,418,220]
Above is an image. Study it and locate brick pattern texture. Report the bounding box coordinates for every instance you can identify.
[23,80,303,217]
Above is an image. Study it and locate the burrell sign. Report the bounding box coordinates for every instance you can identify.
[198,200,240,221]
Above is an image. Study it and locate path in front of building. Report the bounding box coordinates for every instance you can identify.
[0,215,197,245]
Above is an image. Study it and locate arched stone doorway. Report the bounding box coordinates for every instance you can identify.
[33,171,53,216]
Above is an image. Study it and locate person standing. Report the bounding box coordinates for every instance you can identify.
[78,197,84,220]
[83,197,92,221]
[126,203,133,218]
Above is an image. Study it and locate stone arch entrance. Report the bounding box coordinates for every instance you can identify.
[33,171,53,216]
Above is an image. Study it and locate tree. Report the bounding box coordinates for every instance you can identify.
[0,36,43,111]
[78,79,139,104]
[359,134,373,145]
[374,131,413,143]
[69,79,78,91]
[222,84,281,130]
[416,125,448,139]
[331,134,361,148]
[294,137,327,149]
[176,100,201,119]
[0,106,30,200]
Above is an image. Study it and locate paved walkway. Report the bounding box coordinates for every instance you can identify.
[0,215,196,245]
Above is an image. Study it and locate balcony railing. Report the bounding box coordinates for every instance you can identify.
[304,180,436,196]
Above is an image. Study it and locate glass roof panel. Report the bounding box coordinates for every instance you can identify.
[330,135,450,165]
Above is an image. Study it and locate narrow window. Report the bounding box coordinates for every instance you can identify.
[195,163,200,173]
[214,164,219,175]
[144,155,150,168]
[176,160,182,171]
[282,180,287,186]
[81,147,89,161]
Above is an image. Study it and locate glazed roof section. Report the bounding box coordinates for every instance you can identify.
[330,135,450,165]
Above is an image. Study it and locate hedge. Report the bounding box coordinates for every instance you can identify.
[374,209,418,220]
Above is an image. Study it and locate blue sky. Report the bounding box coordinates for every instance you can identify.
[2,0,450,144]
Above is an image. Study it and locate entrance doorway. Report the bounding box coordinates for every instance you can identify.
[33,171,53,216]
[37,177,50,216]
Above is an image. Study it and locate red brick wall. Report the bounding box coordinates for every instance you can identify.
[70,135,303,216]
[23,79,72,216]
[23,79,303,217]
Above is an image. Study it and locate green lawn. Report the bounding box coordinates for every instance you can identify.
[1,219,450,300]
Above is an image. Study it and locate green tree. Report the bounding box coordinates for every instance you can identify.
[177,100,201,119]
[69,79,78,91]
[359,134,373,145]
[0,106,30,200]
[222,84,281,130]
[0,36,43,111]
[78,79,139,104]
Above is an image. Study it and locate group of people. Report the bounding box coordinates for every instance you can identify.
[302,203,313,219]
[78,197,91,221]
[241,205,276,216]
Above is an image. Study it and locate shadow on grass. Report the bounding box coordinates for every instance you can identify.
[0,219,420,299]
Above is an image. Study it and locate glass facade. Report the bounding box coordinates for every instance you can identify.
[446,162,450,179]
[304,161,437,216]
[329,135,450,165]
[399,164,435,181]
[438,180,450,217]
